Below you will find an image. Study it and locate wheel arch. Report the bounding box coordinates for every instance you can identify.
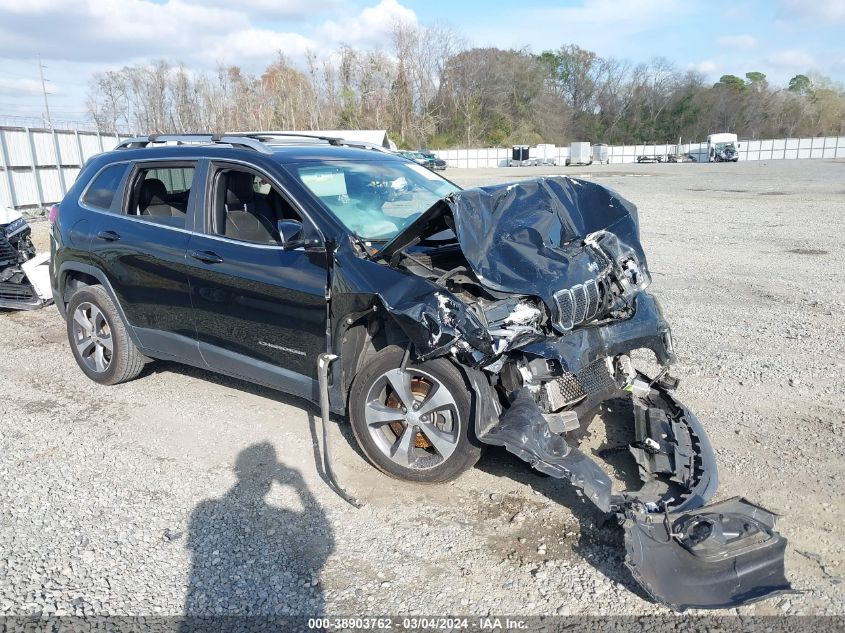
[332,304,413,412]
[57,262,143,350]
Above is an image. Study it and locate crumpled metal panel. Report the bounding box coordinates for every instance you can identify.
[480,388,613,512]
[381,177,649,311]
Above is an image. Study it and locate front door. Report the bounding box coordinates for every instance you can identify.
[184,162,328,400]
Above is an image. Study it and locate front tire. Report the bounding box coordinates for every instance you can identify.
[349,346,481,483]
[66,285,145,385]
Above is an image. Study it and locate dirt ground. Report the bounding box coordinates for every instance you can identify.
[1,159,843,618]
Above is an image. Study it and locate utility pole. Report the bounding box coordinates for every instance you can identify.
[37,53,53,129]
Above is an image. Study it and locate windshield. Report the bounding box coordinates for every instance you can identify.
[288,159,459,240]
[715,142,736,151]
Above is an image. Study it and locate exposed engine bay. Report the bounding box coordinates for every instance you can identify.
[360,177,791,610]
[0,207,53,311]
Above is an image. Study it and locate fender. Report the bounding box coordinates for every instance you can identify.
[56,261,145,351]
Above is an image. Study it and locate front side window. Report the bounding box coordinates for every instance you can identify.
[210,167,303,245]
[127,165,195,228]
[81,163,127,210]
[288,159,459,241]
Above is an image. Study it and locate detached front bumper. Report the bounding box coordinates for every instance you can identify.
[470,291,790,610]
[477,379,791,610]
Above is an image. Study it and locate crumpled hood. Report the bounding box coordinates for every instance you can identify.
[0,206,23,226]
[381,176,649,308]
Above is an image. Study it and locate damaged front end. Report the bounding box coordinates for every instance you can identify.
[369,177,791,610]
[0,207,52,310]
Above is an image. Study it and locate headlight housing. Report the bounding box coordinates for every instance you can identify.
[3,216,27,237]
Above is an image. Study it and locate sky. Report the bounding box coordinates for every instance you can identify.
[0,0,843,127]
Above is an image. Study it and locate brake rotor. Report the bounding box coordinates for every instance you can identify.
[386,376,433,449]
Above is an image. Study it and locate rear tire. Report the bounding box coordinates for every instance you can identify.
[349,346,481,483]
[66,285,145,385]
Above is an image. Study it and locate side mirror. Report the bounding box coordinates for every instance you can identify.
[277,219,303,246]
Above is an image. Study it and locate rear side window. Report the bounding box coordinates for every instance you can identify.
[126,165,196,228]
[81,163,127,210]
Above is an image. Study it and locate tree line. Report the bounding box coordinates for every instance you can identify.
[87,23,845,148]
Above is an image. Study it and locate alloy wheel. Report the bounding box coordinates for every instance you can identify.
[71,302,113,373]
[363,368,460,470]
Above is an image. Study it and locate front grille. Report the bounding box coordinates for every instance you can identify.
[572,284,587,323]
[0,281,36,302]
[552,275,610,332]
[0,235,16,265]
[578,358,617,396]
[553,289,575,330]
[540,358,618,412]
[541,373,587,411]
[585,280,600,319]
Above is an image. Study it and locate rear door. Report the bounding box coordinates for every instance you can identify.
[184,160,328,400]
[87,160,203,364]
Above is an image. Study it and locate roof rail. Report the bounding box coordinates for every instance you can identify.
[244,132,343,145]
[114,134,274,154]
[113,132,395,155]
[242,132,393,154]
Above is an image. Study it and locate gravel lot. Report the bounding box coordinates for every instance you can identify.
[1,160,843,619]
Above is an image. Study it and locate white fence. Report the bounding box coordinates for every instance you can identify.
[436,136,845,168]
[3,126,845,209]
[0,126,134,210]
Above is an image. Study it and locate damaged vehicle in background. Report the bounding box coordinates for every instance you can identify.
[0,206,52,310]
[50,133,790,611]
[708,133,740,162]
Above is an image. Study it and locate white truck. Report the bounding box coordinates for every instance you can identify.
[565,142,592,166]
[707,133,739,162]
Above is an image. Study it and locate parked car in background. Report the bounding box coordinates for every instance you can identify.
[398,150,429,166]
[419,150,447,171]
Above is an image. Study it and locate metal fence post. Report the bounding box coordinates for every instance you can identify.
[0,129,17,208]
[74,130,84,166]
[25,127,45,208]
[52,127,67,196]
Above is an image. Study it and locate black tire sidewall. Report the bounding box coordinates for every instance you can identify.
[66,286,126,385]
[349,346,481,484]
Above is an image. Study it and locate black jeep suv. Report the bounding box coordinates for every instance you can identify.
[50,133,789,610]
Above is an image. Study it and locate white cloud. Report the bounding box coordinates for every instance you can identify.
[181,0,340,20]
[0,77,45,95]
[0,0,411,66]
[688,60,718,75]
[717,34,757,49]
[779,0,845,23]
[320,0,417,47]
[767,49,815,69]
[534,0,684,27]
[200,29,317,64]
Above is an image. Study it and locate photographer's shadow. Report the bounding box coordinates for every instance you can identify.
[183,443,334,617]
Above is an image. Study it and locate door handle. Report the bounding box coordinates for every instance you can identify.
[97,230,121,241]
[189,250,224,264]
